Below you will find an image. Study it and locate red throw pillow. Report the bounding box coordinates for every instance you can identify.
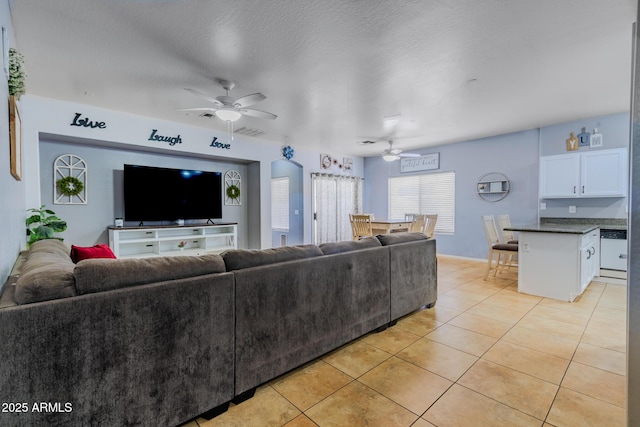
[71,244,117,263]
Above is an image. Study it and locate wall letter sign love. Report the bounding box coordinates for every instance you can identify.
[70,112,107,129]
[210,136,231,150]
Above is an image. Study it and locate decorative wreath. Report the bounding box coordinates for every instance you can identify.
[56,176,84,197]
[282,145,295,160]
[226,184,241,200]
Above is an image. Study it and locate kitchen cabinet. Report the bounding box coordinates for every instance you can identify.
[539,148,627,198]
[505,224,600,302]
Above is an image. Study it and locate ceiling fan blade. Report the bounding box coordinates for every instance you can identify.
[176,107,219,112]
[184,88,224,106]
[239,108,278,119]
[233,93,267,108]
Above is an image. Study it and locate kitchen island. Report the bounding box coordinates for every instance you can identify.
[504,224,600,301]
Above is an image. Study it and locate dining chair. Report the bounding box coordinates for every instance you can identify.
[404,213,420,222]
[481,215,518,280]
[424,214,438,238]
[497,214,518,244]
[350,214,373,240]
[409,214,427,233]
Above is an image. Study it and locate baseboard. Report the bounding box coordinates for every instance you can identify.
[436,253,486,263]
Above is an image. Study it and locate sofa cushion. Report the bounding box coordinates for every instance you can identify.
[71,244,117,263]
[74,254,227,295]
[376,232,430,246]
[28,239,71,259]
[14,239,76,305]
[222,245,323,271]
[319,236,382,255]
[14,254,76,305]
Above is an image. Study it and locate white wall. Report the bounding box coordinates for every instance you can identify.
[0,1,26,287]
[21,95,364,249]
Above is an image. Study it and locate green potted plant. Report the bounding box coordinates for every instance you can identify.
[26,205,67,247]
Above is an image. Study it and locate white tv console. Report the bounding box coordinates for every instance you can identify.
[108,223,237,259]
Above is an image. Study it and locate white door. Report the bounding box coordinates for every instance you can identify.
[539,154,580,198]
[581,148,627,197]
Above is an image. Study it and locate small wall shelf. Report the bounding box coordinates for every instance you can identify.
[477,173,510,202]
[108,223,237,259]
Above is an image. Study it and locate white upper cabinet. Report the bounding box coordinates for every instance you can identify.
[540,148,627,198]
[539,153,581,197]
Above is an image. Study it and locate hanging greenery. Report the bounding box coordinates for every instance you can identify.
[226,184,241,200]
[56,176,84,197]
[8,48,26,99]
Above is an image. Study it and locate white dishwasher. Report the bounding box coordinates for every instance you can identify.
[600,229,627,280]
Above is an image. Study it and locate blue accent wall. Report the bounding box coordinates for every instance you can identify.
[364,112,630,259]
[364,129,540,259]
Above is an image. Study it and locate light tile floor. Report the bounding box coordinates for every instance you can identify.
[180,256,627,427]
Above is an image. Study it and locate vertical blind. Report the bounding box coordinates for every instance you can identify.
[271,177,290,230]
[388,171,456,233]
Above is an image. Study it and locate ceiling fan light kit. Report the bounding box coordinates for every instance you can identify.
[380,140,420,162]
[215,109,242,122]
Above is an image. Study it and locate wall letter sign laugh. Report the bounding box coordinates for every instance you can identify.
[148,129,182,146]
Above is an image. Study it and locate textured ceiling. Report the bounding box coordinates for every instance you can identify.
[10,0,637,157]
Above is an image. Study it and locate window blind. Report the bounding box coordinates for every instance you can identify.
[389,171,455,233]
[271,177,290,231]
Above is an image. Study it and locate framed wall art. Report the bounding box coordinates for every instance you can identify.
[9,96,22,180]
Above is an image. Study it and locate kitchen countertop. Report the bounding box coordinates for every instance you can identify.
[540,217,627,231]
[504,224,599,234]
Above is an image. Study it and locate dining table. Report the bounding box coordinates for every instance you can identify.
[370,219,412,235]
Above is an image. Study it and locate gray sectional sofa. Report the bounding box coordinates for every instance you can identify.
[0,233,436,427]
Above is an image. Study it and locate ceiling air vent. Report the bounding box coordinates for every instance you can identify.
[357,140,378,145]
[234,127,265,137]
[199,112,215,118]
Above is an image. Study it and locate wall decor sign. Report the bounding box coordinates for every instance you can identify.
[577,127,590,147]
[343,157,353,175]
[148,129,182,146]
[54,154,87,205]
[565,132,578,151]
[400,153,440,173]
[224,170,242,205]
[210,136,231,150]
[590,128,603,148]
[70,112,106,129]
[9,96,22,180]
[320,153,349,173]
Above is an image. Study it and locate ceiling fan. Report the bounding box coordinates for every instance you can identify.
[179,79,277,122]
[381,140,421,162]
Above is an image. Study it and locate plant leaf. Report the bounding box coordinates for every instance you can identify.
[25,215,42,226]
[48,221,67,233]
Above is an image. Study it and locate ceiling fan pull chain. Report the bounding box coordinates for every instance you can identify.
[226,119,234,142]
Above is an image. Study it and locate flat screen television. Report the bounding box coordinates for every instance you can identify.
[123,164,223,222]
